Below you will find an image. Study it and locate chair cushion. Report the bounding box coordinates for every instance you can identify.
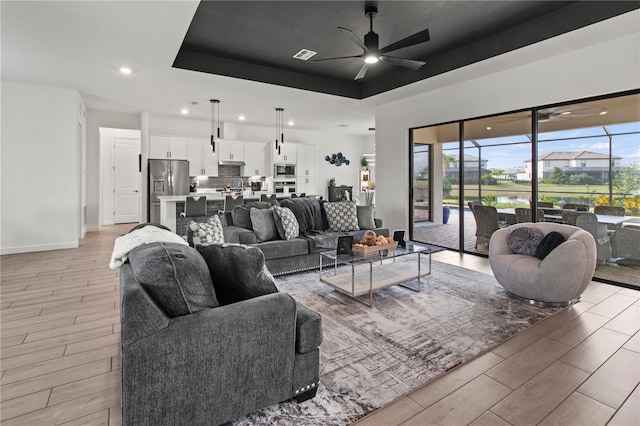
[273,206,300,240]
[507,227,544,256]
[196,244,278,305]
[231,206,253,230]
[295,302,323,354]
[323,201,359,232]
[535,231,566,260]
[356,204,376,230]
[128,242,219,317]
[250,207,280,242]
[188,215,224,246]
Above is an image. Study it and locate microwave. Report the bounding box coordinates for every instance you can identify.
[274,164,296,178]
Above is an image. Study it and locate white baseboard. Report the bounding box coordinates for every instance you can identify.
[0,241,79,255]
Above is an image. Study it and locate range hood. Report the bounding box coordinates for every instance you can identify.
[218,160,246,166]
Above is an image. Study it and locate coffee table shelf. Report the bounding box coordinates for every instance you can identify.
[319,244,431,307]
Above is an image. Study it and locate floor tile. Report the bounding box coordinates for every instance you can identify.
[402,375,511,426]
[408,351,504,408]
[580,284,622,304]
[603,305,640,336]
[486,337,571,389]
[547,312,610,347]
[490,361,589,426]
[354,397,423,426]
[0,389,50,421]
[623,331,640,353]
[538,391,614,426]
[560,328,630,373]
[468,411,512,426]
[587,294,638,318]
[577,348,640,409]
[607,385,640,426]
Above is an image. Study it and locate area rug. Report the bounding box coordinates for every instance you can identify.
[233,260,563,425]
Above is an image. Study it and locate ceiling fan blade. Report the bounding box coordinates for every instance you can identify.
[310,55,363,62]
[337,26,367,53]
[379,29,430,54]
[379,55,426,70]
[354,63,369,80]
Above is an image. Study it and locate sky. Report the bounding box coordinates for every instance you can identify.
[430,122,640,172]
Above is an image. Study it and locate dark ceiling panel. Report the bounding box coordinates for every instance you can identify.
[173,1,640,99]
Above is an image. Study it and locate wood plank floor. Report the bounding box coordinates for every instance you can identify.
[1,225,638,425]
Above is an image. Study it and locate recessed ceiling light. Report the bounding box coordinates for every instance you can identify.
[119,67,132,75]
[486,126,492,130]
[288,121,294,126]
[238,115,245,121]
[181,109,189,115]
[599,111,608,115]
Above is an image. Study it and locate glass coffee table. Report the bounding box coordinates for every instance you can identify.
[319,243,431,307]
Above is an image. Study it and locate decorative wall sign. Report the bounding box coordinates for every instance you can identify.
[325,152,350,167]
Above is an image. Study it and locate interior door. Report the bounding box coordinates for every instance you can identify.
[114,134,141,223]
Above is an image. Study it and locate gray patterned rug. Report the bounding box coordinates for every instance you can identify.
[233,260,562,425]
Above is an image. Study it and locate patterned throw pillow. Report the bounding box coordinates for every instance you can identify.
[273,206,300,240]
[188,215,224,246]
[507,227,544,256]
[323,201,360,232]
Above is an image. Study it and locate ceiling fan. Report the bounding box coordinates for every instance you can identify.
[311,6,430,80]
[494,105,607,123]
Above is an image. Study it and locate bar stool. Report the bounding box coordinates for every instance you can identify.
[180,196,207,218]
[223,195,244,212]
[260,194,277,204]
[290,193,305,198]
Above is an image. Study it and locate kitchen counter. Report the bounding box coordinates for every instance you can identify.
[159,192,297,233]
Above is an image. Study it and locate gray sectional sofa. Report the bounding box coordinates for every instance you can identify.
[120,236,322,426]
[220,198,389,275]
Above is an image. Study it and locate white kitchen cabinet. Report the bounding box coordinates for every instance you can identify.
[243,141,268,176]
[296,144,316,177]
[272,142,297,163]
[149,135,188,160]
[187,137,218,176]
[218,140,244,161]
[297,176,317,195]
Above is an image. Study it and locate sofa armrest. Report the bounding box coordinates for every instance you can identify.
[123,292,298,425]
[295,302,323,354]
[374,218,382,228]
[223,225,257,244]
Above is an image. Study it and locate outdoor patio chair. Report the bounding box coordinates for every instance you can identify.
[614,225,640,264]
[594,205,625,216]
[468,200,483,236]
[515,208,546,223]
[561,210,584,226]
[575,213,611,264]
[473,205,500,248]
[535,201,554,209]
[562,203,589,211]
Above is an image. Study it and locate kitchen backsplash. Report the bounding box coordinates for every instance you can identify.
[191,165,243,188]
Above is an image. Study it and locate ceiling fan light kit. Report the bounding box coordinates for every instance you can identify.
[311,6,429,80]
[275,107,284,156]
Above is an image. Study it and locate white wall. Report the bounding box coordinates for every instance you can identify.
[1,81,82,253]
[375,15,640,233]
[86,109,141,228]
[148,116,373,199]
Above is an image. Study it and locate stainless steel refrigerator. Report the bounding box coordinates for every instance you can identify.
[148,159,190,223]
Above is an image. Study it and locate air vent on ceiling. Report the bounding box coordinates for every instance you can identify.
[293,49,317,61]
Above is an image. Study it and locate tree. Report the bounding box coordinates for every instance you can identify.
[613,164,640,197]
[491,168,504,176]
[546,167,569,184]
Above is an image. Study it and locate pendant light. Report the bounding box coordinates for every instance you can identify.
[275,107,284,156]
[210,99,220,154]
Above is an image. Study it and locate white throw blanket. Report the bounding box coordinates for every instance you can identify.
[109,226,188,269]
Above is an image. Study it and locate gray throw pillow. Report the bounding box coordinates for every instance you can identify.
[507,227,544,256]
[231,206,253,230]
[273,206,300,240]
[128,242,219,317]
[250,207,279,242]
[196,244,278,305]
[356,204,376,230]
[323,201,360,232]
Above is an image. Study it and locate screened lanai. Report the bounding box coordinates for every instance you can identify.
[410,91,640,287]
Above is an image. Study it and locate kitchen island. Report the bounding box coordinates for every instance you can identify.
[158,192,303,233]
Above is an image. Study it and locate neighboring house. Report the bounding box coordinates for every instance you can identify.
[445,154,490,183]
[523,151,623,182]
[499,166,525,181]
